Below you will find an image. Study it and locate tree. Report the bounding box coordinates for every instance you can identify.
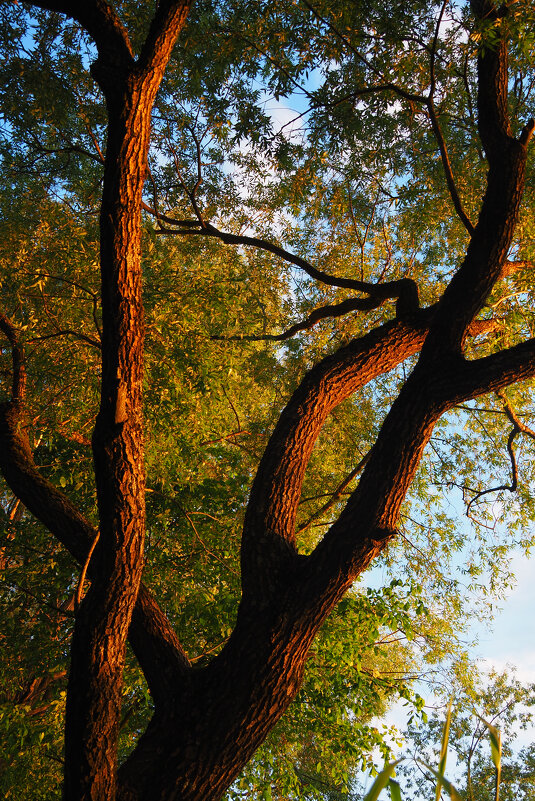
[0,0,534,799]
[400,669,535,801]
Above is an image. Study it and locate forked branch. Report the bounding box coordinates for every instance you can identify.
[240,305,500,600]
[467,389,535,514]
[0,313,191,702]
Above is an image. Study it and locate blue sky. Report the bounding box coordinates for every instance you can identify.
[476,550,535,683]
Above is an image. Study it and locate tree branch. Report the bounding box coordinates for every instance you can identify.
[418,5,532,361]
[296,333,535,620]
[0,316,191,704]
[0,400,191,698]
[137,1,192,78]
[240,306,499,602]
[211,297,398,342]
[421,0,474,234]
[451,342,535,413]
[300,0,426,104]
[144,203,420,310]
[240,307,435,598]
[28,1,134,69]
[426,100,475,235]
[466,387,535,515]
[471,0,513,158]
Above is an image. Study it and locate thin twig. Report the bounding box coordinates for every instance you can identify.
[75,530,100,610]
[296,452,371,535]
[301,0,426,104]
[29,329,102,349]
[425,99,475,234]
[200,429,250,446]
[211,297,386,342]
[183,511,239,576]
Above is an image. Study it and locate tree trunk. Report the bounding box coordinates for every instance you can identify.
[0,2,534,800]
[26,4,193,799]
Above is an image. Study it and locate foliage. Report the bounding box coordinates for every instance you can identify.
[0,0,534,798]
[399,669,535,801]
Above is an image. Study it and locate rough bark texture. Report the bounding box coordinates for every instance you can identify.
[0,0,534,800]
[7,2,193,799]
[65,4,192,796]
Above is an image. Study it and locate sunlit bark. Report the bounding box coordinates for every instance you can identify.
[0,1,533,799]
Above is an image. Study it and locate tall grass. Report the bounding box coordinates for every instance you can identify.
[362,705,502,801]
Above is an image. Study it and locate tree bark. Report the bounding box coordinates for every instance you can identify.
[18,2,192,799]
[0,1,534,800]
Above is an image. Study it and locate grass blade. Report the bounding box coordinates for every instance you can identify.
[362,761,401,801]
[436,700,452,801]
[475,714,502,801]
[389,778,403,801]
[418,761,464,801]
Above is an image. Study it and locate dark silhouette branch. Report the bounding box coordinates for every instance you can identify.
[305,0,475,235]
[211,297,396,342]
[30,329,102,349]
[0,312,191,703]
[30,1,135,70]
[467,388,535,514]
[426,101,475,235]
[143,202,420,311]
[425,1,475,234]
[418,2,533,361]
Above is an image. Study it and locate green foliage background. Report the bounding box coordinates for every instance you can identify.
[0,0,535,797]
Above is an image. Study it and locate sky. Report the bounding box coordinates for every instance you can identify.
[476,549,535,683]
[354,557,535,798]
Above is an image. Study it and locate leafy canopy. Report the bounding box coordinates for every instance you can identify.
[0,0,535,798]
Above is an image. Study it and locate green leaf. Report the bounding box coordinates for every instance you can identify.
[418,761,464,801]
[436,700,452,801]
[475,714,502,771]
[474,713,502,801]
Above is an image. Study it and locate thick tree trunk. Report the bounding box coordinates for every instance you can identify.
[0,2,534,801]
[63,84,151,798]
[34,4,193,799]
